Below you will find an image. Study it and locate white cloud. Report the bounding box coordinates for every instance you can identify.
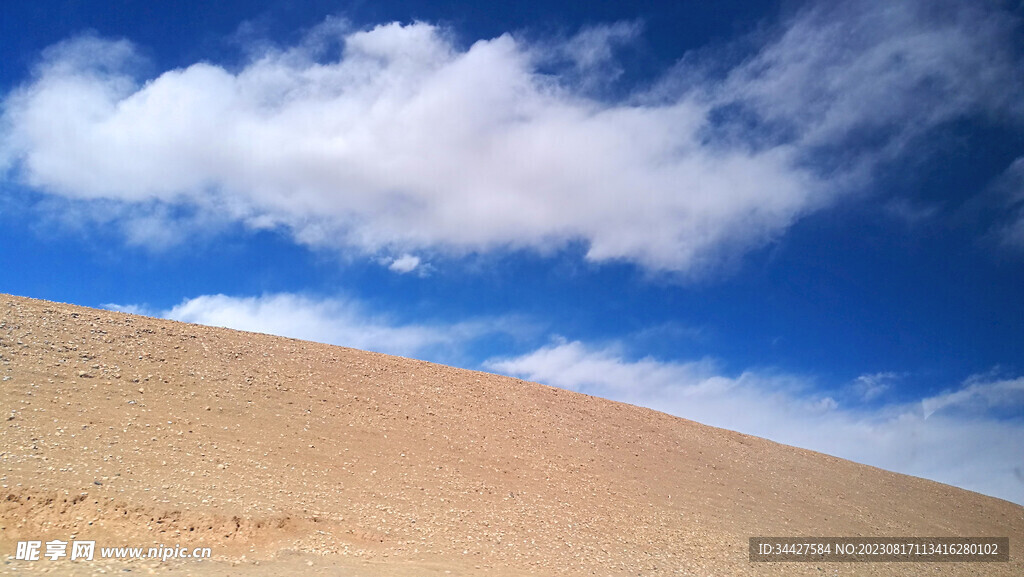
[488,340,1024,505]
[101,302,148,316]
[109,292,505,359]
[2,1,1019,272]
[387,253,421,274]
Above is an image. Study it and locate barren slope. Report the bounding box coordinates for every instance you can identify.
[1,294,1021,576]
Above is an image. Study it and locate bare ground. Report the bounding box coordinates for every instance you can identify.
[0,294,1020,576]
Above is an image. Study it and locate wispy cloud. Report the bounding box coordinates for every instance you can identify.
[718,1,1022,157]
[3,0,1019,273]
[848,371,900,402]
[922,375,1024,420]
[993,157,1024,249]
[107,292,514,360]
[487,340,1024,505]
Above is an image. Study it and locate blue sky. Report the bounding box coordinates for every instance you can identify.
[1,0,1023,504]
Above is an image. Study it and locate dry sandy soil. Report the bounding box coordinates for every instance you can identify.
[0,294,1021,576]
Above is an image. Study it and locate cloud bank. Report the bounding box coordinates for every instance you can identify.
[108,292,505,359]
[488,340,1024,505]
[2,0,1020,273]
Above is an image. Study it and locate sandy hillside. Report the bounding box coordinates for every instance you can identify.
[0,294,1021,576]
